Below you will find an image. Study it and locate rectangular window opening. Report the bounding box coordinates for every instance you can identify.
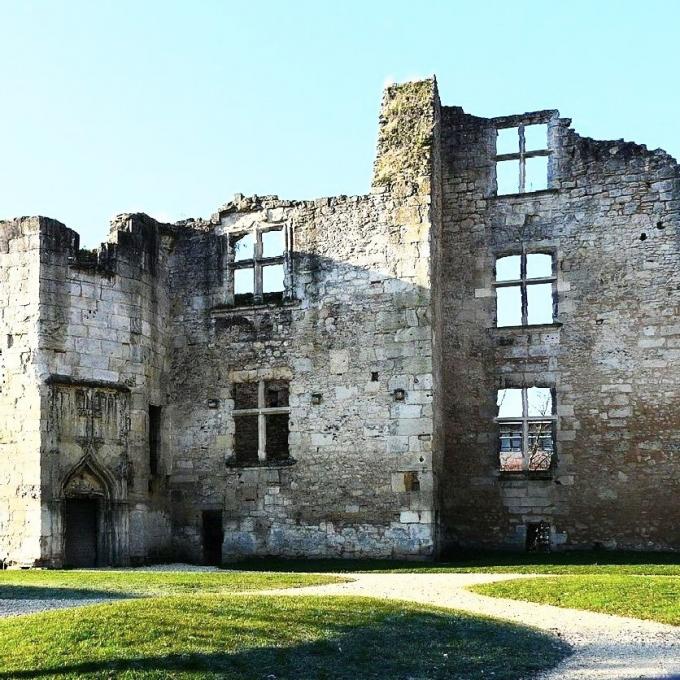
[232,233,255,262]
[525,155,548,192]
[496,127,519,155]
[229,226,289,306]
[232,379,291,465]
[496,159,520,195]
[233,382,259,410]
[265,413,290,461]
[496,286,522,327]
[496,387,556,473]
[261,229,285,258]
[265,380,289,408]
[262,263,285,300]
[234,267,255,304]
[494,252,556,327]
[234,414,259,464]
[149,405,161,476]
[494,122,550,195]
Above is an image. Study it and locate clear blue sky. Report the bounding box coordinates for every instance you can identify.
[2,1,679,246]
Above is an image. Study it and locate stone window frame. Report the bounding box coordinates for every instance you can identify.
[228,224,293,306]
[493,248,557,327]
[495,385,557,474]
[493,112,554,196]
[231,379,291,465]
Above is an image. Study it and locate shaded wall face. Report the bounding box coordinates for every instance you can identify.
[0,219,43,566]
[166,194,436,560]
[37,219,173,565]
[439,107,680,550]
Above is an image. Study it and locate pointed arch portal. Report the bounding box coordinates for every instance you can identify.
[60,455,121,567]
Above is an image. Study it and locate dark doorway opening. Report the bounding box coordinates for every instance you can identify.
[526,521,551,552]
[64,498,98,567]
[202,510,223,566]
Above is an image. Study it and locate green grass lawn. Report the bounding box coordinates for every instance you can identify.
[0,569,341,600]
[0,593,569,679]
[233,550,680,575]
[472,575,680,626]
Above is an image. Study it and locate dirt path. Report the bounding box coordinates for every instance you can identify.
[261,572,680,679]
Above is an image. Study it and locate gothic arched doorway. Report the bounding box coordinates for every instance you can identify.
[61,457,116,567]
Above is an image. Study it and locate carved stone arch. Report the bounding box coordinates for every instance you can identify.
[60,453,117,501]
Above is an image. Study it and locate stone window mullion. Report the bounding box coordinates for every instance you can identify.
[254,230,263,300]
[257,380,266,462]
[518,124,526,193]
[520,252,528,326]
[521,388,529,471]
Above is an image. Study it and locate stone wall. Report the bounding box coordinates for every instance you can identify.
[36,216,175,565]
[438,105,680,551]
[164,79,440,560]
[0,218,43,566]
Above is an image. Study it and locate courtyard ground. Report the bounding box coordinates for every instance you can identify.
[0,553,677,679]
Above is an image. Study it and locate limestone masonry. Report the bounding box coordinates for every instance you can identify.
[1,78,678,566]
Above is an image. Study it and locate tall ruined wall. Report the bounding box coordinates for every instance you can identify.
[438,105,680,551]
[36,215,174,565]
[0,218,43,566]
[164,79,440,560]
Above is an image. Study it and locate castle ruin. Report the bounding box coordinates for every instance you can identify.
[1,78,678,567]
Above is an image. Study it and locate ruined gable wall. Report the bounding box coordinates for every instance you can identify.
[438,105,680,551]
[36,216,175,564]
[0,218,43,566]
[164,79,440,560]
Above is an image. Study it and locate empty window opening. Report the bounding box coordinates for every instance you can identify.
[234,268,254,296]
[496,387,555,472]
[639,232,647,241]
[262,263,285,296]
[495,123,549,195]
[526,521,551,552]
[230,227,288,305]
[371,371,379,382]
[261,229,285,258]
[233,233,255,261]
[233,379,290,464]
[234,382,259,410]
[149,405,162,476]
[404,471,420,492]
[495,252,556,327]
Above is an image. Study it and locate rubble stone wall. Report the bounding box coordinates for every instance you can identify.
[438,105,680,551]
[36,216,175,565]
[164,79,440,560]
[0,218,43,566]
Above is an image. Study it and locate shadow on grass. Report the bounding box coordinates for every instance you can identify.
[0,605,570,679]
[227,549,680,574]
[0,585,125,601]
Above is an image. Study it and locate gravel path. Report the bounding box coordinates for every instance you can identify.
[0,596,112,618]
[261,572,680,679]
